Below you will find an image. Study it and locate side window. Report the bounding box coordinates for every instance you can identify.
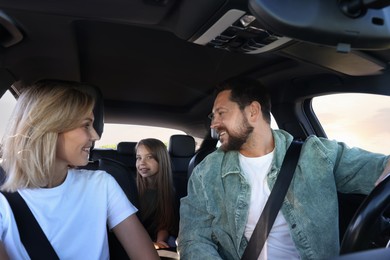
[0,90,17,142]
[312,93,389,155]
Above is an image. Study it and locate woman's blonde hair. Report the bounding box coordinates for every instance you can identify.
[0,80,95,191]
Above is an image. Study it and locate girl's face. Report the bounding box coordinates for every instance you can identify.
[56,111,99,168]
[136,144,159,178]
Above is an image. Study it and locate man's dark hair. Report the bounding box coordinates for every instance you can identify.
[216,77,272,124]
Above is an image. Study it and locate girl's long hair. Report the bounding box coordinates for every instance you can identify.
[136,138,177,235]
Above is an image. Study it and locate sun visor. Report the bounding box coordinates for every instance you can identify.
[248,0,390,51]
[0,11,23,48]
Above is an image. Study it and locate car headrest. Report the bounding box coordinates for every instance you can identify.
[168,135,195,157]
[117,141,137,155]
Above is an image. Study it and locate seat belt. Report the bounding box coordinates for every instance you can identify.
[241,140,303,260]
[1,191,60,260]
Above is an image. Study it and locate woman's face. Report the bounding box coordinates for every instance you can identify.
[56,111,99,167]
[136,144,159,179]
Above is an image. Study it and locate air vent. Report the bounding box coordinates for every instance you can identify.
[193,9,291,54]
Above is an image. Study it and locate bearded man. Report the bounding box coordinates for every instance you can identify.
[177,77,390,260]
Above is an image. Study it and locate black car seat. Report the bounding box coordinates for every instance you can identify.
[77,83,136,260]
[87,148,117,170]
[90,148,118,161]
[89,142,137,173]
[116,141,137,174]
[98,158,140,209]
[187,137,217,179]
[168,134,195,201]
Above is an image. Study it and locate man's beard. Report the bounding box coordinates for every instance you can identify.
[220,116,254,151]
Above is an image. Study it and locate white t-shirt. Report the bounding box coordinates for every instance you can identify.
[0,169,137,259]
[240,151,300,260]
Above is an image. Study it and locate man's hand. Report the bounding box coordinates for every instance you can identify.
[154,241,169,249]
[154,229,170,249]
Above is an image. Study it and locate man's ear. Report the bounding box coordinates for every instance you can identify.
[248,101,261,120]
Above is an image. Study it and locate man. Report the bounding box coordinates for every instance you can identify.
[177,77,390,260]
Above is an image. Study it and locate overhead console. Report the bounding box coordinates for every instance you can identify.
[191,9,292,54]
[188,1,388,76]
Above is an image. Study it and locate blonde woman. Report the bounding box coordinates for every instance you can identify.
[0,80,159,259]
[135,138,178,250]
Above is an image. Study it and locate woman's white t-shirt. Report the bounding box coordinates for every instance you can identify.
[0,169,137,259]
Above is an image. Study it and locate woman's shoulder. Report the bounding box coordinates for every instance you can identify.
[67,169,124,200]
[69,168,116,185]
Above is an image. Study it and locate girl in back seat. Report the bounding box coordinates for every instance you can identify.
[135,138,178,250]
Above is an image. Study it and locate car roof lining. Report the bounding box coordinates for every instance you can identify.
[1,1,390,139]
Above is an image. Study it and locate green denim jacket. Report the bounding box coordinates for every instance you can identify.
[178,129,389,260]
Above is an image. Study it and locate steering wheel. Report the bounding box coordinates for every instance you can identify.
[340,175,390,254]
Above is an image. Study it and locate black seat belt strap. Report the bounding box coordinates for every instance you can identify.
[241,140,303,260]
[1,191,60,260]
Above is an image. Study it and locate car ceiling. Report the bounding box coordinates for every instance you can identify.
[1,0,390,139]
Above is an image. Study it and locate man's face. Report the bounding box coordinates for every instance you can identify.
[210,90,253,151]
